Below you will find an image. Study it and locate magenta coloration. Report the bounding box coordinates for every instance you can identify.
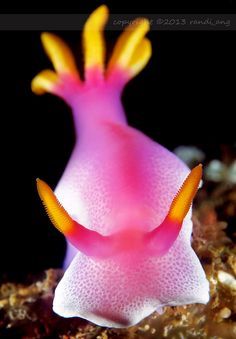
[33,6,209,328]
[53,84,209,326]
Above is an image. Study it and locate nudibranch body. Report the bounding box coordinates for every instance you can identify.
[33,6,209,328]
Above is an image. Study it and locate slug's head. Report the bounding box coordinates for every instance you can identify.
[36,164,202,259]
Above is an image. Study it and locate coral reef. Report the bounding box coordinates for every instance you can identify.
[0,180,235,338]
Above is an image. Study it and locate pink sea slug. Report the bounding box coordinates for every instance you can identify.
[33,5,209,328]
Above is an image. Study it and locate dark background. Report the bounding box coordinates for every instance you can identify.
[0,0,235,14]
[0,2,235,280]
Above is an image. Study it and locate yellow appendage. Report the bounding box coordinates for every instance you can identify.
[31,70,59,95]
[128,38,152,77]
[108,18,151,77]
[36,178,75,235]
[168,164,202,223]
[41,33,79,75]
[83,5,108,72]
[31,5,152,94]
